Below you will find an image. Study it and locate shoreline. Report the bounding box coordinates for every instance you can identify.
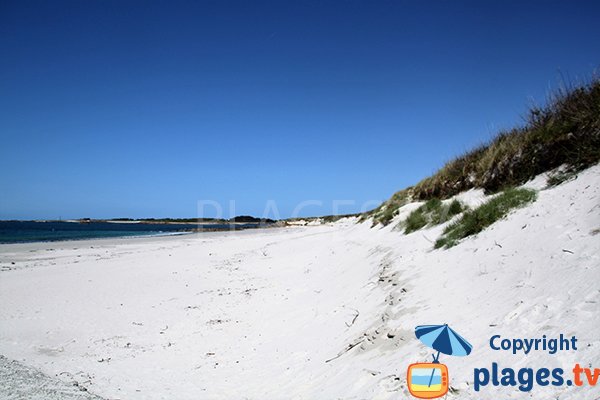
[0,225,296,254]
[0,221,284,246]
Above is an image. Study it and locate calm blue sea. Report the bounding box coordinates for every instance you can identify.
[0,221,255,244]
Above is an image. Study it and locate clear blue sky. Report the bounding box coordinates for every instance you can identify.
[1,1,599,220]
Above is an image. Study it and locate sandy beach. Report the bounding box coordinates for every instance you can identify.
[1,166,599,399]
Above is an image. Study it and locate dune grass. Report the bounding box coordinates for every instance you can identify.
[369,78,600,226]
[434,188,537,249]
[546,169,578,188]
[363,190,411,226]
[402,199,465,234]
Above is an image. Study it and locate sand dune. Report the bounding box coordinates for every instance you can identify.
[1,165,599,399]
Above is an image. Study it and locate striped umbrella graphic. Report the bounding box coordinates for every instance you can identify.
[415,324,473,387]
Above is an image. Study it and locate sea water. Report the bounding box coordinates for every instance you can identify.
[0,221,259,243]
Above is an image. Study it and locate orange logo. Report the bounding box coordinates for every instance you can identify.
[407,362,449,399]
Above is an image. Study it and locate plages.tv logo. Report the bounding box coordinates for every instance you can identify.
[407,324,473,399]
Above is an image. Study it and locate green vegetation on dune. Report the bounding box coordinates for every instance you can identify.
[362,190,411,225]
[369,78,600,226]
[545,169,578,188]
[402,198,465,234]
[434,188,537,249]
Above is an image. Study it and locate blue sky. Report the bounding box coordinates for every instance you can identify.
[1,0,599,219]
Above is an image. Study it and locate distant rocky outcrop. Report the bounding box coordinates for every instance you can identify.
[229,215,276,224]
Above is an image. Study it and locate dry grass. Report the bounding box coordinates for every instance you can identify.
[370,78,600,226]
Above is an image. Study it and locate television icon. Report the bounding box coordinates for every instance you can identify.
[406,362,449,399]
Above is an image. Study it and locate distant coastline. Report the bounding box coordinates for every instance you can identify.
[0,213,366,244]
[0,219,278,244]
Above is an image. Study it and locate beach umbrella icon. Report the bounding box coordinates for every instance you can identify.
[415,324,473,387]
[415,324,472,360]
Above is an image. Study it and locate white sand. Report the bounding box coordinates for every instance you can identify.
[1,166,599,399]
